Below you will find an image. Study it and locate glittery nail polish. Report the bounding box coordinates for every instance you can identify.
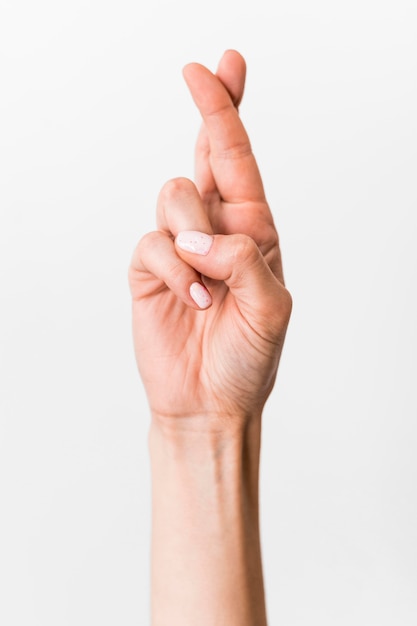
[190,282,212,309]
[176,231,213,255]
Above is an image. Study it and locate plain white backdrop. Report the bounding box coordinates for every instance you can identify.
[1,1,416,624]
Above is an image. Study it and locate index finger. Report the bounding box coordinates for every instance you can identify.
[183,60,266,205]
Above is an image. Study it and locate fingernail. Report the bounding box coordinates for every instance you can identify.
[190,282,212,309]
[176,231,213,255]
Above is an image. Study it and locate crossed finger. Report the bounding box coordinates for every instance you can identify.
[183,54,267,206]
[194,50,246,200]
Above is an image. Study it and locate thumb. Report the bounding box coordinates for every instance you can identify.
[175,230,292,337]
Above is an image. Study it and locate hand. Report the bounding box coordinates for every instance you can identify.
[128,50,292,428]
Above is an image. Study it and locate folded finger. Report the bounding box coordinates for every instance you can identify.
[175,230,292,337]
[129,230,212,310]
[156,177,213,236]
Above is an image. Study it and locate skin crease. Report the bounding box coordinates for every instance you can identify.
[128,50,292,428]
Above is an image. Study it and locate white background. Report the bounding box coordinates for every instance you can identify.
[1,1,416,624]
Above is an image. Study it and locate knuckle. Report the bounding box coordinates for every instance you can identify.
[128,231,164,294]
[137,230,161,253]
[273,287,293,329]
[228,234,261,285]
[159,177,195,203]
[260,286,293,342]
[166,259,185,283]
[231,233,260,264]
[279,287,293,322]
[132,230,167,267]
[213,141,253,161]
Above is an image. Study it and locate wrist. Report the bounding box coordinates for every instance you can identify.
[149,408,262,442]
[149,410,262,470]
[148,412,263,521]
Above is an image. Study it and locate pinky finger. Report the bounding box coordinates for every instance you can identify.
[129,231,212,310]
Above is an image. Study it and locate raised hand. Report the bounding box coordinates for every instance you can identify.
[128,50,291,429]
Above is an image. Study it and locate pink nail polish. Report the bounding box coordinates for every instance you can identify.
[190,282,212,309]
[176,231,213,255]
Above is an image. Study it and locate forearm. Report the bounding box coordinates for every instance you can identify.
[149,415,268,626]
[130,50,291,625]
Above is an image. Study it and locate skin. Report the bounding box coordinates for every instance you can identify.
[128,50,292,625]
